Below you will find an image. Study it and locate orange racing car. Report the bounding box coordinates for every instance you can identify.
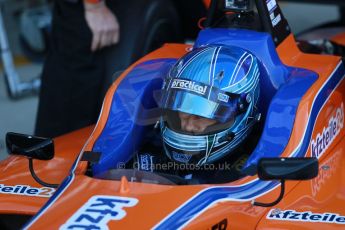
[1,0,345,229]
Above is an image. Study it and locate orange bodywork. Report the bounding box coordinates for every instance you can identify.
[331,33,345,47]
[203,0,211,8]
[0,126,93,215]
[1,30,345,229]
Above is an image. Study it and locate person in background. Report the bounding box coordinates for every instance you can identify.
[35,0,120,137]
[35,0,207,138]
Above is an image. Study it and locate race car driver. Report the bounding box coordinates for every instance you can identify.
[127,45,261,184]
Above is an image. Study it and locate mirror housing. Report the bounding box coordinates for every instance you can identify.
[253,157,318,207]
[258,157,318,181]
[6,132,54,160]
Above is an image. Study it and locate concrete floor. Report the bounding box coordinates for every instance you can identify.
[0,64,41,160]
[0,2,340,161]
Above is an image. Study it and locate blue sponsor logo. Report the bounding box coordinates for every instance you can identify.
[172,151,192,163]
[61,195,138,230]
[0,184,55,197]
[311,103,344,158]
[139,153,154,172]
[217,93,229,103]
[267,209,345,224]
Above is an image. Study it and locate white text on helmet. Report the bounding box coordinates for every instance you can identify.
[171,79,208,95]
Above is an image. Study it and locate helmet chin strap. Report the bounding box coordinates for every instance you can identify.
[197,134,217,166]
[218,132,235,143]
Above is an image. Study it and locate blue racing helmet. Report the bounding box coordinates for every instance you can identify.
[160,45,260,166]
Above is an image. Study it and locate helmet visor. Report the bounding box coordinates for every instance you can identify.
[161,78,243,123]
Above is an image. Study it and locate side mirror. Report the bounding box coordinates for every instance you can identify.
[253,157,318,207]
[258,157,318,181]
[6,132,54,160]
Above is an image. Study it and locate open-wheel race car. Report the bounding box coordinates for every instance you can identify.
[1,0,345,229]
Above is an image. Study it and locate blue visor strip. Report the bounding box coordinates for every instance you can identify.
[163,77,241,105]
[163,91,237,123]
[161,78,244,123]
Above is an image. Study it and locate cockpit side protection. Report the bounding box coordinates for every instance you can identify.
[92,59,176,175]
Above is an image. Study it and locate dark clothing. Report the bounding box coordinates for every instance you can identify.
[35,0,206,138]
[35,0,100,137]
[35,0,134,137]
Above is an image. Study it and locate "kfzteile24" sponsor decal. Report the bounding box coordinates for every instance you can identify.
[60,195,138,230]
[311,103,344,158]
[267,209,345,225]
[0,184,55,197]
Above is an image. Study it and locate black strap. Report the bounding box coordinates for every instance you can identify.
[81,151,101,164]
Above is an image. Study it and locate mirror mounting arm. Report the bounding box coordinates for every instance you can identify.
[252,180,285,207]
[29,158,59,188]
